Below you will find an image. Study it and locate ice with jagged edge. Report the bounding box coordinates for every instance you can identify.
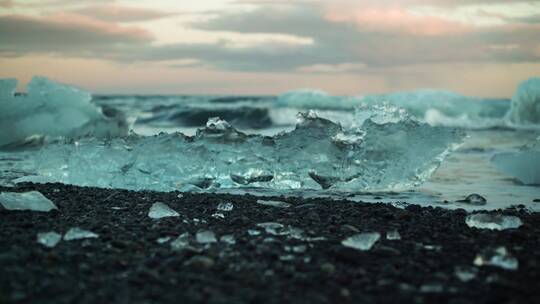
[507,78,540,126]
[491,138,540,185]
[21,105,464,192]
[0,76,128,148]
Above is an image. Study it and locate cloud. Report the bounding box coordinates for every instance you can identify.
[72,5,176,22]
[0,13,153,56]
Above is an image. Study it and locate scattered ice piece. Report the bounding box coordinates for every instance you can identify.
[63,228,98,241]
[171,233,190,251]
[220,234,236,245]
[386,229,401,240]
[257,222,285,235]
[211,213,225,219]
[423,245,442,251]
[341,232,381,251]
[148,202,179,219]
[256,199,291,208]
[474,246,518,270]
[420,284,444,293]
[456,194,487,206]
[156,236,171,244]
[177,194,184,198]
[280,254,295,261]
[247,229,261,236]
[111,206,127,210]
[37,231,62,248]
[466,213,522,230]
[454,266,478,282]
[0,191,57,212]
[217,202,234,212]
[196,230,217,244]
[292,245,307,253]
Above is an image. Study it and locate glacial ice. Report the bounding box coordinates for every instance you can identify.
[0,191,57,212]
[276,89,363,110]
[456,193,487,206]
[491,143,540,185]
[37,231,62,248]
[386,229,401,240]
[465,213,522,230]
[171,232,191,251]
[24,107,464,192]
[216,202,234,212]
[63,228,99,241]
[148,202,180,219]
[473,246,518,270]
[256,199,291,208]
[0,77,128,148]
[342,232,381,251]
[507,78,540,126]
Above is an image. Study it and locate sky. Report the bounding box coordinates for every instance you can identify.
[0,0,539,96]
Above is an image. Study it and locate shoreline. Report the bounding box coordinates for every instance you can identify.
[1,183,539,303]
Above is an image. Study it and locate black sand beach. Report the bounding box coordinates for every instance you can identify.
[1,183,539,304]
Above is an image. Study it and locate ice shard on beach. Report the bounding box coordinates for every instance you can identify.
[24,106,464,192]
[491,143,540,185]
[0,191,57,212]
[342,232,381,251]
[465,213,522,230]
[148,202,180,219]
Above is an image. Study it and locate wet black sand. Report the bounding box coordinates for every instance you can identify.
[1,183,539,304]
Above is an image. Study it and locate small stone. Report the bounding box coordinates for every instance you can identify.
[457,194,487,205]
[148,202,179,219]
[466,213,522,230]
[196,230,217,244]
[0,191,57,212]
[217,202,234,212]
[37,232,62,248]
[256,199,291,208]
[320,263,335,274]
[342,232,381,251]
[183,255,214,270]
[63,228,98,241]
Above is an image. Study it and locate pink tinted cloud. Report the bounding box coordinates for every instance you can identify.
[73,4,176,22]
[41,12,153,42]
[325,6,472,36]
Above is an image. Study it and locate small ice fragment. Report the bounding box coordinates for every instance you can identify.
[0,191,57,212]
[466,213,522,230]
[474,246,518,270]
[457,194,487,205]
[211,213,225,219]
[196,230,217,244]
[37,232,62,248]
[220,234,236,245]
[247,229,261,236]
[256,199,291,208]
[257,222,285,235]
[454,266,478,282]
[177,194,184,198]
[292,245,307,253]
[342,232,381,251]
[420,284,444,293]
[386,229,401,240]
[171,233,190,251]
[280,254,295,261]
[217,202,234,212]
[423,245,441,251]
[156,236,171,244]
[63,228,98,241]
[148,202,179,219]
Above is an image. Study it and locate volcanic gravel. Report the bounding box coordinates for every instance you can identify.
[1,183,539,304]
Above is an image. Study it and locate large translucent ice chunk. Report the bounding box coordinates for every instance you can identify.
[276,89,363,110]
[465,213,522,230]
[0,191,57,212]
[196,230,217,244]
[342,232,381,251]
[148,202,180,219]
[25,107,463,192]
[0,77,128,148]
[507,78,540,126]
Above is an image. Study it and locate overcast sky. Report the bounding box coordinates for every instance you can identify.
[1,0,539,96]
